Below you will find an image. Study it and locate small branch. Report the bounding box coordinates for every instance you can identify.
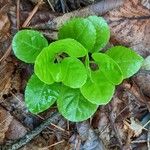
[0,44,12,62]
[0,112,60,150]
[16,0,20,30]
[147,125,150,149]
[22,0,43,27]
[46,0,55,12]
[33,0,124,30]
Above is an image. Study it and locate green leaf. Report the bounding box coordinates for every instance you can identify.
[47,38,87,57]
[25,74,60,114]
[92,53,123,85]
[80,71,115,105]
[58,18,96,52]
[61,57,87,88]
[35,39,87,87]
[34,47,55,84]
[12,30,48,63]
[106,46,144,78]
[57,85,98,122]
[87,16,110,52]
[142,56,150,70]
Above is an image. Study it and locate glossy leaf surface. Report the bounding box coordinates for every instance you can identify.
[57,85,98,122]
[92,53,123,85]
[25,74,60,114]
[106,46,144,78]
[12,30,48,63]
[80,71,115,105]
[61,57,87,88]
[87,16,110,52]
[58,18,96,52]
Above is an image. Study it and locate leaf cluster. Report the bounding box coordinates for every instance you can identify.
[12,16,143,122]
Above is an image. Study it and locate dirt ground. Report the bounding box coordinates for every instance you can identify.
[0,0,150,149]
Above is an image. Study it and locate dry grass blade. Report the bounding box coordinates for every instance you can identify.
[40,140,65,150]
[16,0,20,30]
[0,45,11,62]
[22,0,43,27]
[46,0,55,11]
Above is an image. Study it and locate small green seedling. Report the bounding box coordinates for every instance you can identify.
[12,16,144,122]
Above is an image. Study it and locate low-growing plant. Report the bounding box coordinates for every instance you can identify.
[12,16,144,122]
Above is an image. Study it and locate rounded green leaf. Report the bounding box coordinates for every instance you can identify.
[57,85,98,122]
[58,18,96,52]
[35,39,87,87]
[61,57,87,88]
[12,30,48,63]
[80,71,115,105]
[92,53,123,85]
[87,16,110,52]
[25,74,60,114]
[106,46,144,78]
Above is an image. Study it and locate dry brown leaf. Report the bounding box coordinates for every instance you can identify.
[125,118,144,137]
[0,57,16,98]
[0,3,11,57]
[104,0,150,57]
[0,13,10,41]
[96,108,111,145]
[76,121,105,150]
[142,0,150,9]
[5,119,27,140]
[134,71,150,98]
[0,106,13,144]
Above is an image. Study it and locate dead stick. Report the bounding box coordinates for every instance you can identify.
[22,0,43,27]
[16,0,20,30]
[33,0,124,30]
[0,112,60,150]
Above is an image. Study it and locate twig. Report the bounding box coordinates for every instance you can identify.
[76,136,81,150]
[143,120,150,129]
[0,44,12,62]
[147,124,150,149]
[0,112,60,150]
[16,0,20,30]
[60,0,66,13]
[36,114,69,135]
[22,0,43,27]
[33,0,124,30]
[46,0,55,12]
[67,120,69,131]
[51,122,66,132]
[131,139,150,144]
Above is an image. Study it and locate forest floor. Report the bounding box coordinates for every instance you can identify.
[0,0,150,150]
